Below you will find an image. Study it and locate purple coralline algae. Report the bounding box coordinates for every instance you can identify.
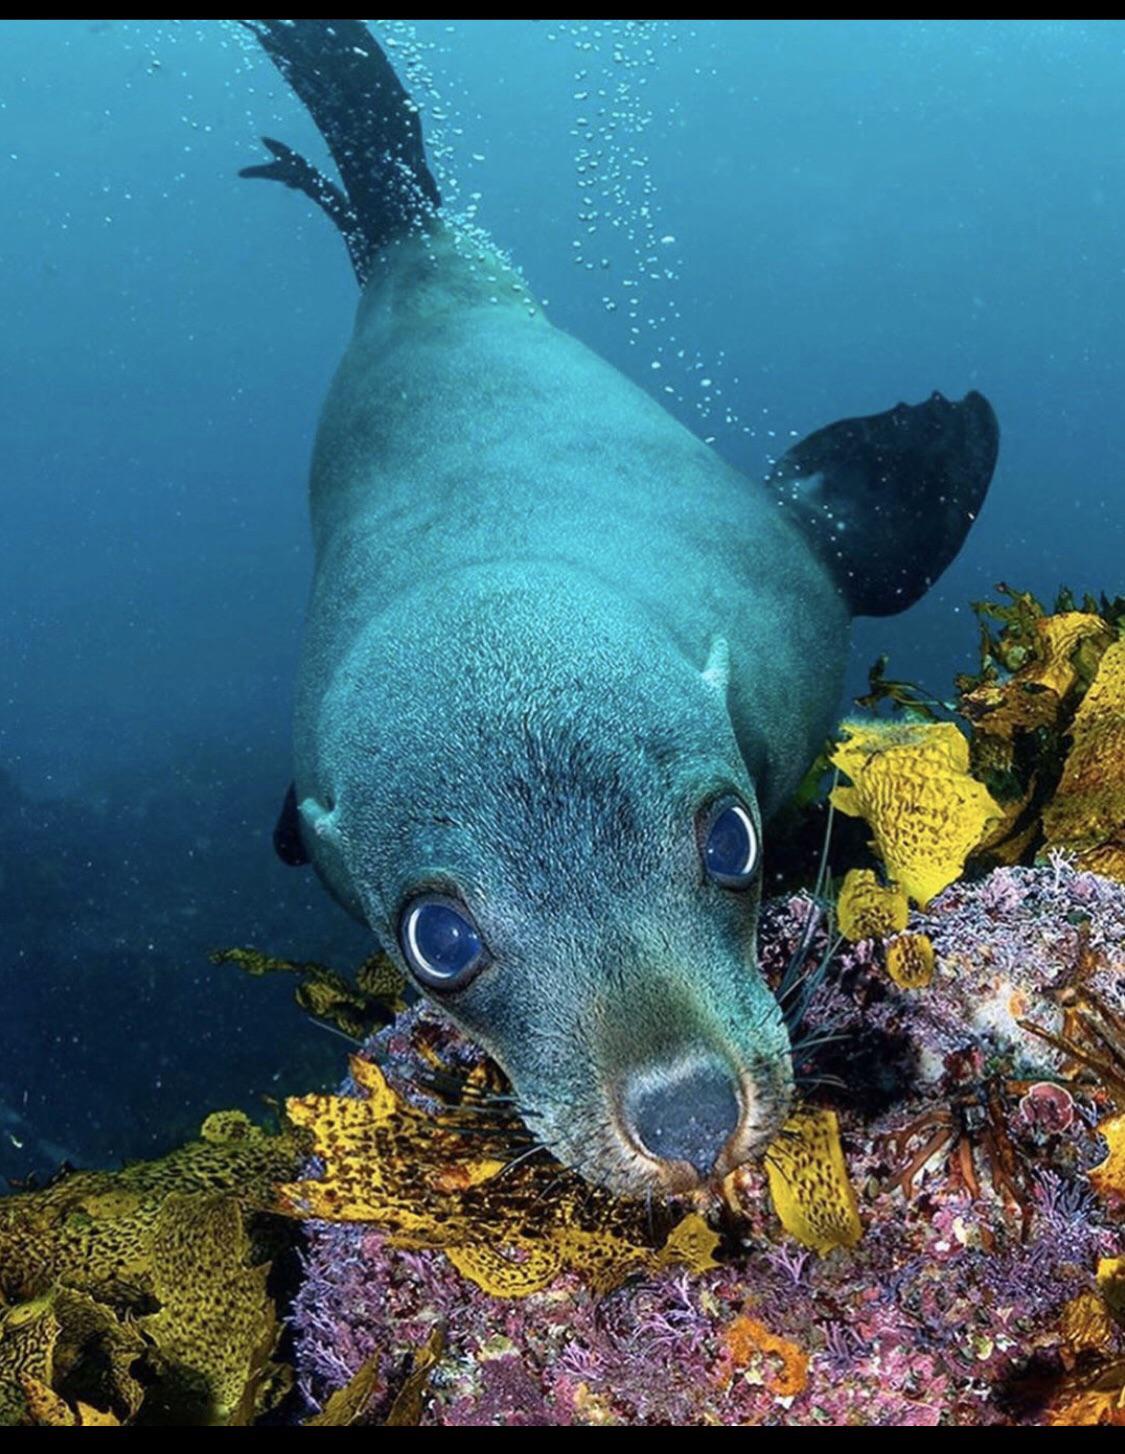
[290,862,1124,1426]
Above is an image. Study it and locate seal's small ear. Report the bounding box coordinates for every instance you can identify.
[701,635,731,696]
[273,783,310,866]
[767,390,999,618]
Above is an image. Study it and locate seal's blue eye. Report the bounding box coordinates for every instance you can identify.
[399,895,487,990]
[702,798,760,888]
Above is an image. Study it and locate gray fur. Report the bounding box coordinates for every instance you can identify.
[291,229,850,1190]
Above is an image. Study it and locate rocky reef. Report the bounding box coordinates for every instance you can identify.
[286,861,1123,1427]
[1,586,1123,1426]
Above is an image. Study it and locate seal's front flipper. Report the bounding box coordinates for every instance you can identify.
[273,782,309,867]
[768,390,999,617]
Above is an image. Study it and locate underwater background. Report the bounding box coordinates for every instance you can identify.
[1,18,1123,1187]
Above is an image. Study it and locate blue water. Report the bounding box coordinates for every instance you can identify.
[2,19,1122,1181]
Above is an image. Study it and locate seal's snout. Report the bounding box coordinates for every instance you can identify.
[624,1060,742,1185]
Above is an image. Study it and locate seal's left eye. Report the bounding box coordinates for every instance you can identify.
[399,895,488,990]
[701,798,760,889]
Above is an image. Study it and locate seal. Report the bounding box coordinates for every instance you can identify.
[241,21,999,1195]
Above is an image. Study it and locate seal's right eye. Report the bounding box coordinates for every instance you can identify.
[399,895,488,991]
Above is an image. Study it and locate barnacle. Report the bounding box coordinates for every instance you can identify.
[280,1055,719,1299]
[1041,636,1125,881]
[884,932,935,990]
[835,868,909,943]
[762,1108,862,1255]
[829,720,1002,906]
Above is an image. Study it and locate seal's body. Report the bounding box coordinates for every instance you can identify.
[300,230,846,833]
[244,21,999,1194]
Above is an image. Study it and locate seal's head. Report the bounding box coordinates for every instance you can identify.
[299,564,793,1195]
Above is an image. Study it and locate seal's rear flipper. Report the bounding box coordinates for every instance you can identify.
[239,19,440,285]
[767,390,999,617]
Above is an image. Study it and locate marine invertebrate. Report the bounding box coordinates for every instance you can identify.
[829,720,1002,906]
[881,1063,1040,1232]
[720,1313,809,1399]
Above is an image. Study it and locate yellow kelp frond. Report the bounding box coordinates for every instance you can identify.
[835,868,909,942]
[885,932,936,990]
[0,1283,147,1428]
[829,720,1002,906]
[45,1287,146,1423]
[1025,612,1114,699]
[384,1327,445,1427]
[0,1113,300,1305]
[1098,1257,1125,1322]
[305,1351,384,1427]
[0,1299,58,1426]
[1059,1290,1118,1354]
[1049,1263,1125,1426]
[140,1193,282,1426]
[1089,1113,1125,1208]
[19,1375,121,1428]
[1042,636,1125,881]
[763,1108,862,1255]
[0,1198,288,1429]
[281,1055,718,1299]
[213,946,407,1041]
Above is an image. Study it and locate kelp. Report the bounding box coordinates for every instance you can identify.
[826,586,1125,890]
[0,1109,299,1306]
[280,1053,720,1299]
[0,1112,302,1426]
[829,720,1002,906]
[884,932,936,991]
[1046,1250,1125,1425]
[835,868,910,943]
[213,946,408,1042]
[759,1108,862,1255]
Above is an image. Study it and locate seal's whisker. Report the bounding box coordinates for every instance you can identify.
[493,1143,551,1181]
[310,1019,365,1046]
[530,1170,573,1206]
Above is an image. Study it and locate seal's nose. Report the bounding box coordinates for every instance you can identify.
[625,1063,742,1179]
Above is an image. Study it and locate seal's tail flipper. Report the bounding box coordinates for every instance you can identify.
[239,19,441,285]
[767,390,999,617]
